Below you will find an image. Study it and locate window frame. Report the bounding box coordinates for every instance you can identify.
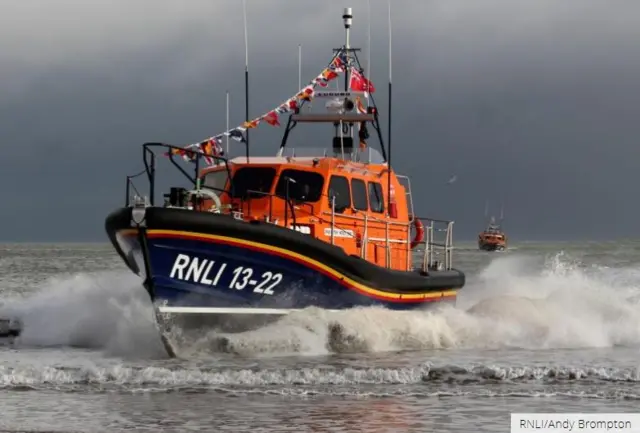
[327,175,352,212]
[367,181,385,213]
[350,178,369,211]
[274,168,325,203]
[229,166,277,199]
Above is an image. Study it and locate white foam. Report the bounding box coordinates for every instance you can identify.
[3,251,640,357]
[0,270,168,358]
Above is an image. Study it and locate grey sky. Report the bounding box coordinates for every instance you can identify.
[2,0,640,241]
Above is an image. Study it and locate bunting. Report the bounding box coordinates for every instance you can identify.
[167,48,377,166]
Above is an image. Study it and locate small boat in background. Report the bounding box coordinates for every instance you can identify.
[478,202,507,251]
[478,217,507,252]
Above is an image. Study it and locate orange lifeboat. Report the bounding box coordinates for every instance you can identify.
[104,7,466,357]
[478,222,507,252]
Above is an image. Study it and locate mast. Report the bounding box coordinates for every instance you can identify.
[242,0,250,162]
[367,0,371,104]
[343,7,353,147]
[387,0,393,215]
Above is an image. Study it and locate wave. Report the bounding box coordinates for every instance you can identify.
[2,250,640,357]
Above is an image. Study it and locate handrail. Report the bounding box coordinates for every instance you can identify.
[124,142,232,207]
[125,169,146,207]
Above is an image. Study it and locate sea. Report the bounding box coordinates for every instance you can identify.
[0,241,639,432]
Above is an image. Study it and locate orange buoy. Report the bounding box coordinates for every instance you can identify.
[410,217,425,249]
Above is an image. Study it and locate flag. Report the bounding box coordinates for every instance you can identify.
[227,128,246,143]
[243,119,259,129]
[297,87,314,101]
[263,111,280,126]
[164,146,196,163]
[199,139,218,165]
[331,50,349,72]
[164,147,184,157]
[288,99,298,111]
[322,68,339,82]
[315,75,329,87]
[349,68,375,94]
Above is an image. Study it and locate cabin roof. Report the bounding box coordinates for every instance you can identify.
[228,156,316,165]
[201,155,394,179]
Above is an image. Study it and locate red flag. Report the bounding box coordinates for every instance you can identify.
[199,140,216,165]
[349,68,375,94]
[288,99,298,111]
[322,68,339,82]
[264,111,280,126]
[297,87,314,101]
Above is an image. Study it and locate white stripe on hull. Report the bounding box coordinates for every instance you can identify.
[157,306,342,315]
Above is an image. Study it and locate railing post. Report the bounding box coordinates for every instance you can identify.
[421,221,429,272]
[427,221,434,270]
[448,222,453,269]
[125,177,130,207]
[149,150,156,206]
[331,196,336,245]
[406,219,411,271]
[362,213,368,259]
[385,219,390,268]
[284,181,289,228]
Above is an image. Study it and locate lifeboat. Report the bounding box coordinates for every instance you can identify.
[478,221,507,252]
[105,8,466,356]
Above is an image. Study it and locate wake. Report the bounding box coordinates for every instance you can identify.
[2,251,640,358]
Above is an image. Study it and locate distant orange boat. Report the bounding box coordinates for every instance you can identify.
[478,201,507,251]
[478,218,507,252]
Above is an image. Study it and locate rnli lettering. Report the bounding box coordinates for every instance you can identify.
[169,254,283,295]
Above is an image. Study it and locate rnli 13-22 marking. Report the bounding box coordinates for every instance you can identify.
[169,254,283,295]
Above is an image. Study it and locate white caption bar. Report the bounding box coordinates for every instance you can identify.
[512,414,640,433]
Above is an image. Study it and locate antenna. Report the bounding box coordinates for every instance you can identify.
[343,7,352,93]
[298,44,302,91]
[242,0,250,162]
[225,90,230,155]
[343,7,352,47]
[367,0,371,103]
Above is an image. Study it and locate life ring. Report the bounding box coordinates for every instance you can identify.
[410,216,425,249]
[186,188,222,213]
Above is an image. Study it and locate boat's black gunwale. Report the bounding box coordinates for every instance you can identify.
[106,207,465,293]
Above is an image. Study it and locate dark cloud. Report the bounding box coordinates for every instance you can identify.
[2,0,640,241]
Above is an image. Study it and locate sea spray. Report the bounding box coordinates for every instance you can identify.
[2,251,640,358]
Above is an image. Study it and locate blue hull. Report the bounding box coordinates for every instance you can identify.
[106,207,464,332]
[115,230,456,312]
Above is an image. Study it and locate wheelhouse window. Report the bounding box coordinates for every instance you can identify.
[368,181,384,213]
[230,167,276,199]
[275,169,324,203]
[351,178,368,211]
[202,169,229,194]
[328,175,351,212]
